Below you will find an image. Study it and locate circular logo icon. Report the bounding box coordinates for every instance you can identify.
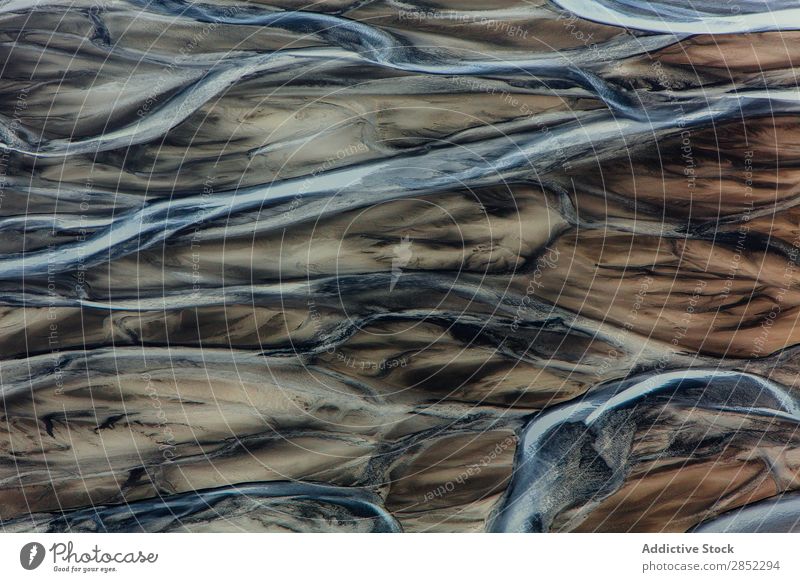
[19,542,45,570]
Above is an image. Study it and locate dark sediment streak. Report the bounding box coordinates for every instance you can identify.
[2,481,402,533]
